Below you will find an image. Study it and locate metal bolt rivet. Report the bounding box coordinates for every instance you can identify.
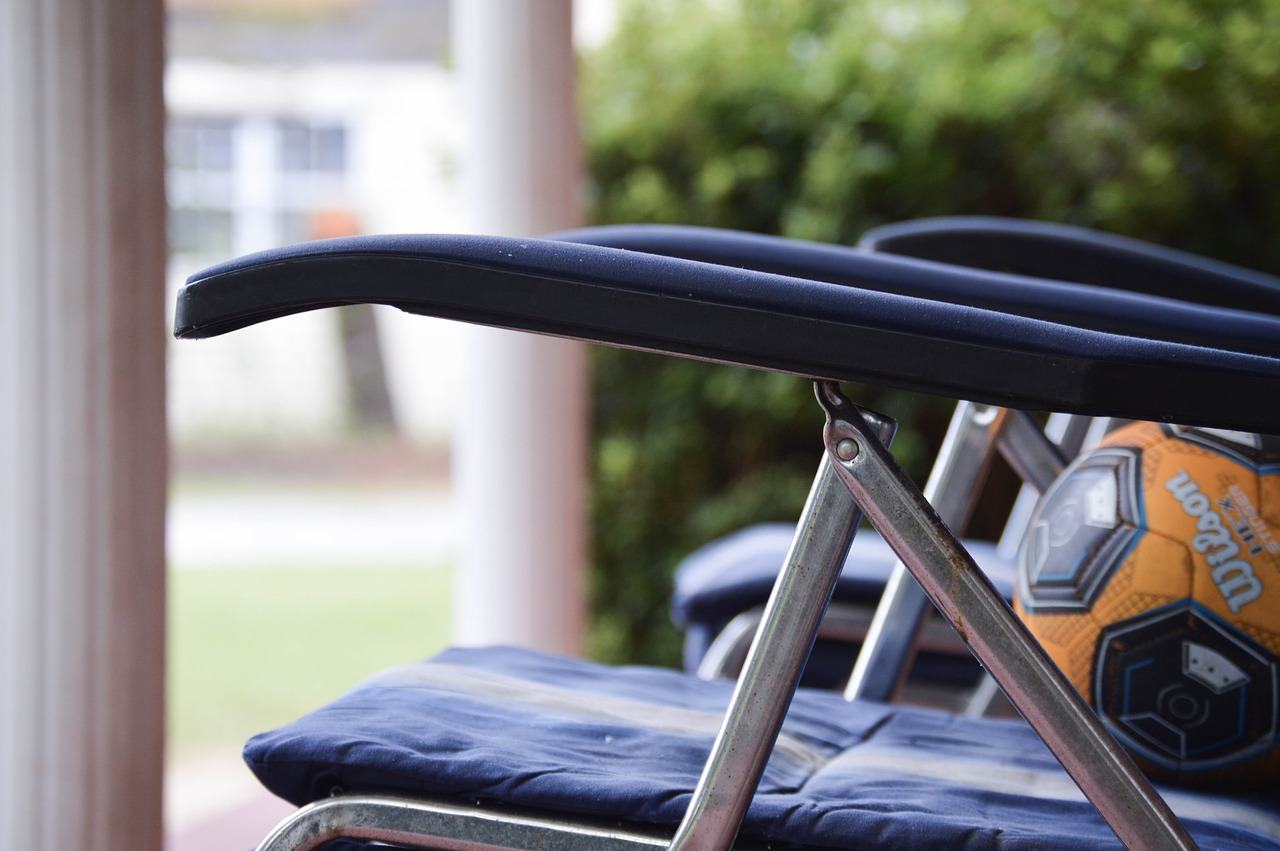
[835,438,859,461]
[972,405,1000,426]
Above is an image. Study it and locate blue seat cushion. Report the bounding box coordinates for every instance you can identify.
[245,646,1280,850]
[671,524,1015,684]
[671,523,1015,629]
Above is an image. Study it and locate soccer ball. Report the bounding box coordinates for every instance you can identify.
[1015,421,1280,788]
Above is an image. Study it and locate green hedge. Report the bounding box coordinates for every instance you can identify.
[582,0,1280,666]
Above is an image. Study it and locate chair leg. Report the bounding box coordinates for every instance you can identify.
[668,397,897,850]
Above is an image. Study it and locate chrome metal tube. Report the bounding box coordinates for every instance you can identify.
[996,409,1070,493]
[255,795,670,851]
[845,400,1005,701]
[997,412,1092,559]
[668,395,896,851]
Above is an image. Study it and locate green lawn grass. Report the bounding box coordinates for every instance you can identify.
[168,564,452,758]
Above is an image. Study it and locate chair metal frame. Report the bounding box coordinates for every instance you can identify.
[250,383,1193,851]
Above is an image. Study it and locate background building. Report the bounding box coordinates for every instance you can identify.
[166,0,464,445]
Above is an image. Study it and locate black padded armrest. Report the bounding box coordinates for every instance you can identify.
[552,223,1280,357]
[174,231,1280,433]
[860,216,1280,315]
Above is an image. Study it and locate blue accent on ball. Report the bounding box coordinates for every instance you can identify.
[1121,657,1155,717]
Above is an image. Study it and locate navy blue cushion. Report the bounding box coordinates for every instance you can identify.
[671,523,1014,630]
[670,524,1014,684]
[245,646,1280,850]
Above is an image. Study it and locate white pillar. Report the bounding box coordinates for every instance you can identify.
[451,0,589,655]
[0,0,167,848]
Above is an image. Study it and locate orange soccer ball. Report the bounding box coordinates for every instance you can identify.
[1016,421,1280,787]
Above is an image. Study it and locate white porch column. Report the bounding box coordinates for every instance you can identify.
[451,0,589,655]
[0,0,167,848]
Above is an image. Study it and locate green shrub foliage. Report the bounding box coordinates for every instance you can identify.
[582,0,1280,665]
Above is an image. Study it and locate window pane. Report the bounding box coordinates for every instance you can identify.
[278,120,313,172]
[314,126,346,172]
[198,119,234,171]
[167,117,234,172]
[277,120,347,173]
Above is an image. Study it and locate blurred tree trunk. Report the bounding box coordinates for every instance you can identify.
[338,302,399,434]
[313,209,399,435]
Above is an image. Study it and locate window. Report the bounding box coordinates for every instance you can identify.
[278,120,347,173]
[167,115,350,258]
[167,117,234,172]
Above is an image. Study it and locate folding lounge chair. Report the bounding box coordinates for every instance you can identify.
[174,219,1280,850]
